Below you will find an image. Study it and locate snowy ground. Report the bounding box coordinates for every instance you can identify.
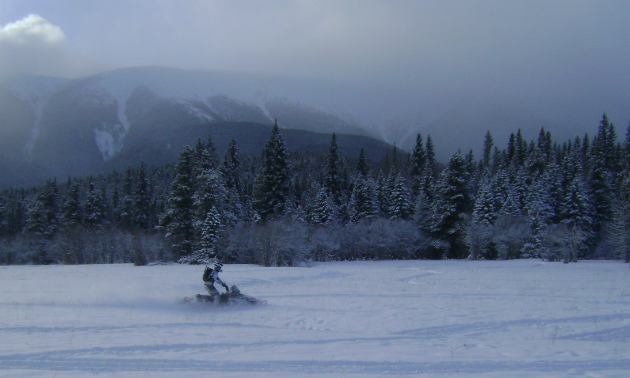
[1,260,629,377]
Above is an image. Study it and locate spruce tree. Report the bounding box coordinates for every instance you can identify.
[507,133,516,163]
[310,186,335,225]
[538,127,553,163]
[560,175,595,259]
[430,152,470,259]
[421,135,437,202]
[217,138,244,225]
[589,114,615,229]
[501,173,527,216]
[356,147,370,179]
[118,168,135,230]
[374,173,389,216]
[194,168,225,225]
[522,178,554,259]
[161,146,197,259]
[252,120,292,221]
[180,206,223,264]
[133,162,152,230]
[194,135,219,173]
[608,173,630,262]
[324,132,345,205]
[512,129,527,167]
[61,180,82,228]
[410,134,426,176]
[409,134,426,194]
[220,138,242,193]
[482,131,493,172]
[25,178,59,239]
[425,135,436,177]
[413,188,433,234]
[541,161,563,223]
[83,181,106,227]
[472,175,498,226]
[349,177,378,223]
[388,174,413,221]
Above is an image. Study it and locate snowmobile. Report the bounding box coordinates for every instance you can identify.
[184,285,267,306]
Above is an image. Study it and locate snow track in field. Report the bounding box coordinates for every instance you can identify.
[1,260,629,377]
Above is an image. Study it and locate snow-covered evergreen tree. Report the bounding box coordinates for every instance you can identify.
[193,135,219,173]
[220,138,242,193]
[25,178,59,239]
[349,177,378,223]
[252,120,292,221]
[374,173,389,216]
[180,206,223,264]
[482,131,494,172]
[133,162,152,230]
[421,135,437,202]
[537,127,553,164]
[605,171,630,262]
[527,178,554,234]
[194,168,225,224]
[589,114,616,228]
[83,181,106,227]
[161,146,196,259]
[521,178,554,259]
[61,180,82,228]
[541,161,563,223]
[472,175,498,226]
[310,186,335,225]
[356,147,370,179]
[430,152,470,259]
[222,187,244,226]
[501,173,527,216]
[388,174,413,221]
[560,175,595,260]
[118,168,135,230]
[324,132,346,205]
[413,187,433,234]
[409,134,426,193]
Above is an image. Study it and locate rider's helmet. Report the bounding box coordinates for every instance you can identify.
[213,261,223,272]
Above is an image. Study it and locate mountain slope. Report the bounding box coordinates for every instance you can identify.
[1,66,598,187]
[0,67,386,188]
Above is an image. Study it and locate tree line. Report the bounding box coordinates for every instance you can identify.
[1,116,629,266]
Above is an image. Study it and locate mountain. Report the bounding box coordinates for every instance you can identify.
[0,66,614,188]
[0,67,396,188]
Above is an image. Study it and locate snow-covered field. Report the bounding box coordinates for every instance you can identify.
[1,260,629,377]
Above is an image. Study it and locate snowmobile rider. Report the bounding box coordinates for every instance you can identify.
[203,262,229,296]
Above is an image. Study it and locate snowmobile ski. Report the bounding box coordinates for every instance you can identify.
[184,285,267,306]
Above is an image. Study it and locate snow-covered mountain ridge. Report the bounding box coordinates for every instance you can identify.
[0,67,391,187]
[0,66,607,188]
[4,67,372,159]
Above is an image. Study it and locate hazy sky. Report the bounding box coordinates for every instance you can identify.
[1,0,630,136]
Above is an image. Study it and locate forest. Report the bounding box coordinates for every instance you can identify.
[0,115,629,266]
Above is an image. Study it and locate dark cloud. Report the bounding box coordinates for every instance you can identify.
[3,2,630,91]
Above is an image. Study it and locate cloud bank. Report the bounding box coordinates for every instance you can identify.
[0,14,99,81]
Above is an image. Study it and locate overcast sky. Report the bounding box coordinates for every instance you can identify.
[1,0,630,134]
